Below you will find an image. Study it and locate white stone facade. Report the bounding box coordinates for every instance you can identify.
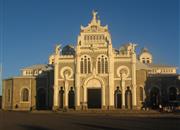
[49,11,142,110]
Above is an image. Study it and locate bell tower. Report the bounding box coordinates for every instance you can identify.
[77,11,112,49]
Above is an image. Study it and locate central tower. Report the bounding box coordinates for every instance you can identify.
[75,11,115,109]
[77,11,112,48]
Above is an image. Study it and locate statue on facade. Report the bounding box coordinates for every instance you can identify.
[55,44,61,55]
[92,10,97,20]
[131,43,137,53]
[91,10,98,23]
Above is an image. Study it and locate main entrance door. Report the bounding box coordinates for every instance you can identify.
[87,89,101,108]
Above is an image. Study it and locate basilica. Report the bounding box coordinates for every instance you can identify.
[2,11,180,111]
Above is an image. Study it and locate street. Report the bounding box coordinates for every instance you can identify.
[0,111,180,130]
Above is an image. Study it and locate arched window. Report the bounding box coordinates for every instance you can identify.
[88,58,91,73]
[98,58,101,73]
[114,86,122,108]
[80,55,91,74]
[139,87,143,101]
[101,57,104,73]
[68,87,75,108]
[84,57,87,73]
[21,88,29,102]
[105,58,108,73]
[80,58,83,73]
[59,87,64,109]
[125,87,132,109]
[97,55,108,74]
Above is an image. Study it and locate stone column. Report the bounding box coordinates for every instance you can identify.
[75,52,80,110]
[53,85,59,109]
[53,45,61,111]
[121,78,126,109]
[83,86,87,110]
[102,86,106,108]
[132,85,137,108]
[64,80,69,109]
[53,60,59,110]
[75,83,80,109]
[131,50,137,109]
[108,44,114,109]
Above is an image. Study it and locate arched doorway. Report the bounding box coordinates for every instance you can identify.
[87,88,101,108]
[59,87,64,109]
[150,87,160,108]
[114,87,122,109]
[84,77,105,109]
[37,88,46,109]
[125,87,132,109]
[68,87,75,109]
[169,87,177,101]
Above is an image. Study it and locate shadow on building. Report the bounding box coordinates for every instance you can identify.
[143,74,180,111]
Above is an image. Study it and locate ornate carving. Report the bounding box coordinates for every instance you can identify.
[60,67,73,80]
[117,66,130,79]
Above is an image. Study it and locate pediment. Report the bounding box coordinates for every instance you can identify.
[81,24,108,33]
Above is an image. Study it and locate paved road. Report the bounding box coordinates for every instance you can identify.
[0,111,180,130]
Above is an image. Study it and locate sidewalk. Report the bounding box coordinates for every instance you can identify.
[30,109,180,118]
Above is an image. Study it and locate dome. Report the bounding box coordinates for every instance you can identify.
[141,47,150,54]
[139,47,153,64]
[62,45,75,55]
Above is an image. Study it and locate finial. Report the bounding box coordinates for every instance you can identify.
[142,47,148,52]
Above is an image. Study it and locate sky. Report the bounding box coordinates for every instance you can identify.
[0,0,179,95]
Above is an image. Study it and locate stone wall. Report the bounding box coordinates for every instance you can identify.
[2,74,53,111]
[2,79,13,110]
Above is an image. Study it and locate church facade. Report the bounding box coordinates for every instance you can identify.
[2,11,180,111]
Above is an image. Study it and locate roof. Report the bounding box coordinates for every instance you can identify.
[136,60,151,70]
[21,64,46,69]
[141,47,149,52]
[3,76,36,81]
[21,64,53,71]
[148,74,180,78]
[146,63,177,68]
[62,44,75,55]
[3,75,49,81]
[139,47,152,55]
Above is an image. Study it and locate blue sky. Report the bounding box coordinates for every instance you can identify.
[0,0,179,95]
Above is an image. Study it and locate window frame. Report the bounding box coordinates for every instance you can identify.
[97,54,108,74]
[80,55,92,74]
[20,87,30,103]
